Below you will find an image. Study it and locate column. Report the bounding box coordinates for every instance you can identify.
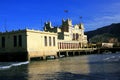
[73,51,75,56]
[42,56,46,60]
[66,51,69,57]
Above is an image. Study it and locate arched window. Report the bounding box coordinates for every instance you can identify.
[53,37,55,46]
[49,37,51,46]
[73,33,75,40]
[13,36,17,47]
[2,37,5,48]
[44,36,47,46]
[18,35,22,47]
[76,33,79,40]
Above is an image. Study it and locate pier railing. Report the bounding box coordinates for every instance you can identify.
[58,48,97,52]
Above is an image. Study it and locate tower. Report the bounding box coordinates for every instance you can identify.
[44,22,53,31]
[61,19,72,32]
[79,23,84,35]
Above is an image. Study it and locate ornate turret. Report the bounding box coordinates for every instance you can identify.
[44,21,53,31]
[61,19,72,32]
[79,23,84,30]
[62,18,72,26]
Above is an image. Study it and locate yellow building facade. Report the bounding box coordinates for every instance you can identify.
[0,29,58,61]
[26,29,58,59]
[44,19,88,50]
[0,18,88,61]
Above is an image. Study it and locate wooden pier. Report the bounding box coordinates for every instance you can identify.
[57,48,97,57]
[94,47,120,54]
[0,47,119,62]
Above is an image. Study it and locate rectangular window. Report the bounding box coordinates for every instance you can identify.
[2,37,5,48]
[14,36,17,47]
[18,35,22,47]
[49,37,51,46]
[53,37,55,46]
[44,36,47,46]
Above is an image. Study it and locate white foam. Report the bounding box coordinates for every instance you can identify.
[12,61,29,66]
[103,57,110,61]
[0,61,29,70]
[119,56,120,58]
[0,66,11,69]
[111,56,115,58]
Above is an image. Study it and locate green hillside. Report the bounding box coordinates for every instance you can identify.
[85,23,120,43]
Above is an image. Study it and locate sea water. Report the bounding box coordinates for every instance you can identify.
[0,53,120,80]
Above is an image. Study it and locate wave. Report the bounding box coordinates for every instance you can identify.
[0,61,29,70]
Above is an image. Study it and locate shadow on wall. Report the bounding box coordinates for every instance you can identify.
[0,52,28,62]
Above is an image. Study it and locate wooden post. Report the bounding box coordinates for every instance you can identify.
[27,53,31,61]
[54,55,58,59]
[42,56,46,60]
[79,52,81,55]
[66,51,69,57]
[73,51,75,56]
[57,52,60,57]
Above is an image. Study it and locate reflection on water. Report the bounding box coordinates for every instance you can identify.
[0,53,120,80]
[28,53,120,80]
[28,56,90,80]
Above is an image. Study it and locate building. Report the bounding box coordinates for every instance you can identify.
[102,43,113,48]
[0,29,58,61]
[44,19,88,50]
[0,18,88,61]
[96,43,114,48]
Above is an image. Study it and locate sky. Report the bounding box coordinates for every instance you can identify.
[0,0,120,32]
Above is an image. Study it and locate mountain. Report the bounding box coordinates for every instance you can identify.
[85,23,120,43]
